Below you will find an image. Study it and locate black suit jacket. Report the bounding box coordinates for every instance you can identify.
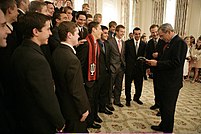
[52,44,90,121]
[98,40,111,76]
[156,35,187,90]
[78,26,88,40]
[12,9,26,46]
[125,39,146,74]
[48,26,60,53]
[146,38,166,73]
[76,41,100,88]
[11,39,65,133]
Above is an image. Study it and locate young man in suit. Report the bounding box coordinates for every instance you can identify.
[52,21,90,132]
[75,11,88,40]
[0,7,12,133]
[108,21,117,40]
[98,25,113,115]
[108,25,126,108]
[146,24,166,116]
[0,1,19,129]
[125,27,146,106]
[147,23,187,133]
[76,21,102,129]
[15,0,29,18]
[11,12,65,133]
[0,9,11,47]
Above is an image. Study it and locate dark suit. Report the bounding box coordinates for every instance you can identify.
[11,39,65,134]
[146,38,165,106]
[125,39,146,102]
[98,40,111,110]
[76,41,99,126]
[108,31,115,40]
[52,43,90,132]
[0,24,19,130]
[108,37,125,104]
[78,26,88,40]
[156,35,187,132]
[12,9,26,46]
[48,26,60,53]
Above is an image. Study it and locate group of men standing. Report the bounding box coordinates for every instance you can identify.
[0,0,187,133]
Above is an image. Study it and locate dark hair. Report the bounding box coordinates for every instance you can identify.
[29,1,47,13]
[52,10,66,26]
[101,25,108,31]
[21,12,51,39]
[133,27,141,33]
[76,11,87,19]
[190,35,195,44]
[196,36,201,50]
[109,21,117,28]
[86,13,92,19]
[149,24,159,31]
[0,0,16,14]
[62,6,73,13]
[15,0,27,7]
[88,21,99,34]
[115,25,125,32]
[58,21,77,41]
[44,1,54,5]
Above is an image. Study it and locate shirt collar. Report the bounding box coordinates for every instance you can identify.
[134,39,140,44]
[6,22,13,31]
[115,36,121,42]
[18,8,25,14]
[61,41,76,54]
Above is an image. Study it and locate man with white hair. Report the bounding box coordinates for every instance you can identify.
[147,23,187,133]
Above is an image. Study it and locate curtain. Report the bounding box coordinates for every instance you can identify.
[152,0,165,26]
[174,0,189,37]
[121,0,130,40]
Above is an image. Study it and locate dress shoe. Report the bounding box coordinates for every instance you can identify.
[134,99,143,105]
[88,123,101,129]
[94,116,103,123]
[156,111,161,116]
[114,103,124,107]
[106,104,115,111]
[126,101,131,106]
[150,104,159,110]
[99,109,113,115]
[151,125,163,132]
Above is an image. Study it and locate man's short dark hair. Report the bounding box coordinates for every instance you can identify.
[101,25,108,31]
[52,10,66,26]
[149,24,159,31]
[75,11,87,19]
[58,21,77,41]
[133,27,141,33]
[86,13,92,19]
[109,21,117,28]
[21,12,51,39]
[62,6,73,13]
[88,21,99,34]
[115,25,125,32]
[29,1,47,13]
[0,0,16,14]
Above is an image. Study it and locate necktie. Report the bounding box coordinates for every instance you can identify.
[118,39,122,53]
[100,42,105,53]
[154,39,157,49]
[80,27,83,38]
[135,41,138,53]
